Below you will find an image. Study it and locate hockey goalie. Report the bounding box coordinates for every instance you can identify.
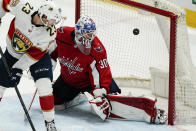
[47,15,167,125]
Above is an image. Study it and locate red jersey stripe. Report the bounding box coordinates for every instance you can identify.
[2,0,10,12]
[27,46,47,61]
[8,18,15,39]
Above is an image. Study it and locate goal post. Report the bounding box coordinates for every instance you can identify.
[75,0,196,125]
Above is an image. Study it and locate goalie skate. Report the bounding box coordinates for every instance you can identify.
[152,109,168,124]
[45,120,57,131]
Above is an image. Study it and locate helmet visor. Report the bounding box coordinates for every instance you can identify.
[75,32,96,55]
[83,32,95,42]
[75,31,95,47]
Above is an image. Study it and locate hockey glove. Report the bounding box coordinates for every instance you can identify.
[92,88,107,98]
[84,91,111,120]
[9,68,23,87]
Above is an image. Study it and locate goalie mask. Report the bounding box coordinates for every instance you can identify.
[38,1,62,27]
[75,16,96,55]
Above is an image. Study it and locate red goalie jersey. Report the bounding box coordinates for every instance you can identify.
[50,26,112,93]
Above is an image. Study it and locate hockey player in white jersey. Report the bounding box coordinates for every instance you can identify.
[0,0,62,131]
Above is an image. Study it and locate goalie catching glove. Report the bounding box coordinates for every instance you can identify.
[84,88,111,120]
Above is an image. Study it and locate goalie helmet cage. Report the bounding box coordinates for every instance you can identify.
[75,0,196,125]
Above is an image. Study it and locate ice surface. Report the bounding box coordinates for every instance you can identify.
[0,94,175,131]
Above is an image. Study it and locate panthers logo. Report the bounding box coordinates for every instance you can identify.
[12,29,32,53]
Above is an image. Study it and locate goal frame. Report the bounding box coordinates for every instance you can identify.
[75,0,178,125]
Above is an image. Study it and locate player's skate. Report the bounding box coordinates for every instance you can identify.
[152,109,168,124]
[45,120,57,131]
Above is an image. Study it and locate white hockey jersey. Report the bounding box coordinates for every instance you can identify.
[0,0,56,70]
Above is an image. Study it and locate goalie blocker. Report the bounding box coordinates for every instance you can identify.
[84,92,168,124]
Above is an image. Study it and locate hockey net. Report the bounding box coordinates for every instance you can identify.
[76,0,196,125]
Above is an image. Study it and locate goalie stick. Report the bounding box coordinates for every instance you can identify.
[0,46,36,131]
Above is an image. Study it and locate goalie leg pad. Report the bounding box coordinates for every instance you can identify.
[64,93,86,109]
[107,95,157,123]
[54,93,86,111]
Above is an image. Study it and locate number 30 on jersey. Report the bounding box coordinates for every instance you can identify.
[99,59,108,69]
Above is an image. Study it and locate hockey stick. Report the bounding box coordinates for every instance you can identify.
[0,47,36,131]
[28,88,38,111]
[24,88,38,121]
[25,69,38,112]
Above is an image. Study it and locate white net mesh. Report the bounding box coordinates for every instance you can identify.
[78,0,196,124]
[151,0,196,124]
[80,0,169,88]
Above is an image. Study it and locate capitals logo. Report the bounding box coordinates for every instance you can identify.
[58,57,83,75]
[94,45,102,52]
[12,29,32,53]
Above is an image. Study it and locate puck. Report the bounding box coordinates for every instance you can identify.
[133,28,139,35]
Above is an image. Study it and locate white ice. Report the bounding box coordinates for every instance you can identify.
[0,0,196,131]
